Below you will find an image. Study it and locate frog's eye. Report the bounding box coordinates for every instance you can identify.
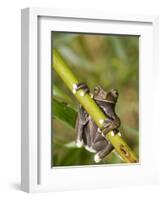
[94,86,100,93]
[115,91,118,97]
[111,89,119,98]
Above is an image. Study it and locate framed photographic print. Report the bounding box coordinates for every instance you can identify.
[21,8,159,192]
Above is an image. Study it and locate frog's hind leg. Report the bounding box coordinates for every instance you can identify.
[75,105,89,148]
[75,116,84,148]
[93,141,114,163]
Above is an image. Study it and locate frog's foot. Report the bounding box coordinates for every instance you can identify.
[94,142,114,163]
[102,118,120,135]
[72,83,90,96]
[76,139,84,148]
[94,153,102,163]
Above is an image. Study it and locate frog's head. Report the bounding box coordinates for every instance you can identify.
[93,86,119,103]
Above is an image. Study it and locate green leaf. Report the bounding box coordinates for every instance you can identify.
[52,98,77,128]
[53,85,77,110]
[53,85,72,103]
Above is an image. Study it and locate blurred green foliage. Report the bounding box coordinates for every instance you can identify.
[52,32,139,166]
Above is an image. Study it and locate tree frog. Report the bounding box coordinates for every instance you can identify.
[75,83,121,163]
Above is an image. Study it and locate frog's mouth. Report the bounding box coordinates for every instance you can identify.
[93,96,117,104]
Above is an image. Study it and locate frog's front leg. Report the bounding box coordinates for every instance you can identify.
[102,116,121,136]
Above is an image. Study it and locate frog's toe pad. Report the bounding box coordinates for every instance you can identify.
[94,154,102,163]
[76,140,83,148]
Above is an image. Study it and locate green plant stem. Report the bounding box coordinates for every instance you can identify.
[53,49,138,163]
